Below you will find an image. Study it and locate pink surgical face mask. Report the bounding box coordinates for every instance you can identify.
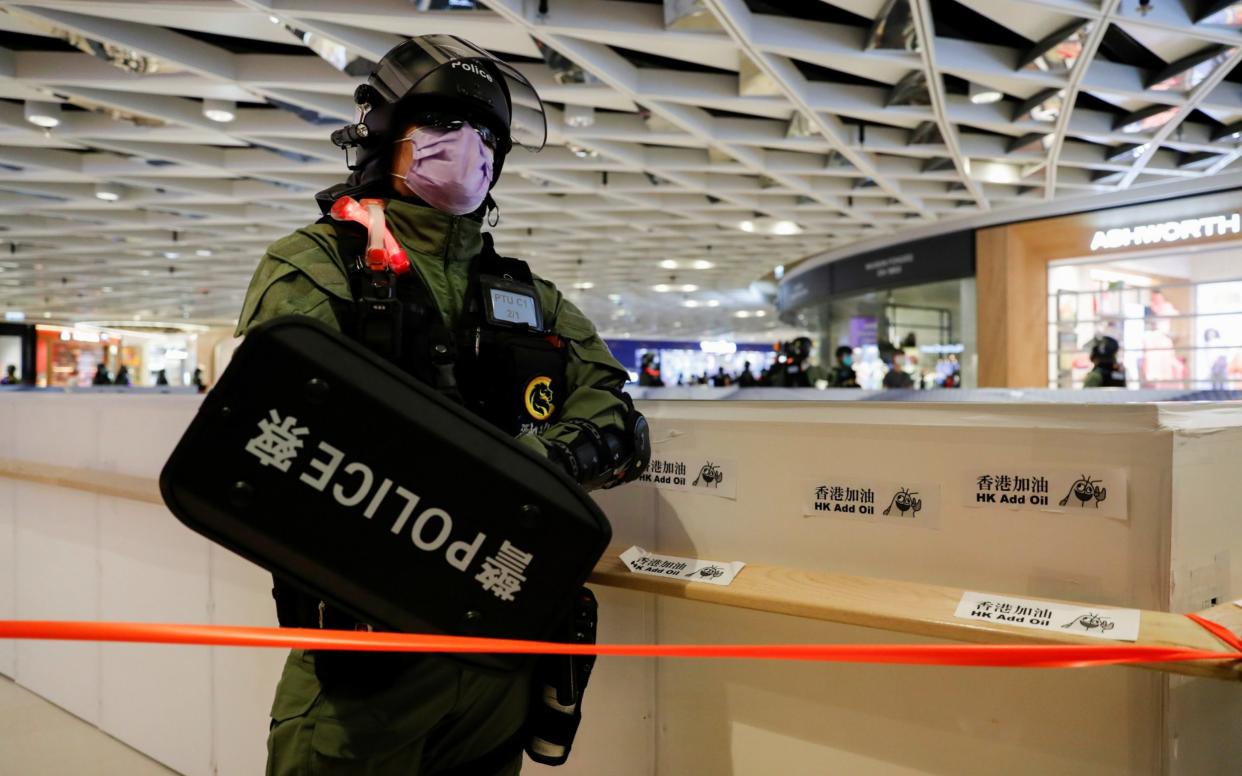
[392,125,495,216]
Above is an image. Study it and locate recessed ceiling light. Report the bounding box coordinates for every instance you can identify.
[195,249,213,257]
[95,183,121,202]
[203,99,236,123]
[24,100,61,128]
[164,251,180,260]
[682,300,700,308]
[734,310,752,318]
[563,104,595,128]
[573,281,594,290]
[692,260,714,270]
[652,284,671,292]
[680,284,699,292]
[740,218,802,236]
[754,310,767,317]
[659,259,679,269]
[968,82,1003,105]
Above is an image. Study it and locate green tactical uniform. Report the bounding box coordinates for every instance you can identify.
[236,199,630,775]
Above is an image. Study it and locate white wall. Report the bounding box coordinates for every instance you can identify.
[0,334,21,376]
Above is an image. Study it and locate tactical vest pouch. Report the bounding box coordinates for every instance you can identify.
[160,316,611,671]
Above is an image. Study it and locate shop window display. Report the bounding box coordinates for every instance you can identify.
[32,323,201,388]
[1049,249,1242,389]
[817,278,975,389]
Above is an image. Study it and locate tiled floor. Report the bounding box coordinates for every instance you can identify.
[0,675,176,775]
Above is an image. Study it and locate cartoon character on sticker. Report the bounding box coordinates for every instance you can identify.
[1061,612,1115,633]
[693,461,723,488]
[883,487,922,517]
[1059,475,1106,508]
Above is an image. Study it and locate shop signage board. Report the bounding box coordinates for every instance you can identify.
[961,467,1128,521]
[777,230,974,313]
[638,453,737,500]
[954,591,1141,641]
[1089,212,1241,251]
[620,546,745,586]
[803,478,941,529]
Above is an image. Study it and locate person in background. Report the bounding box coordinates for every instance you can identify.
[828,345,859,388]
[114,365,131,386]
[736,361,756,387]
[1084,335,1127,388]
[155,369,170,386]
[938,355,961,388]
[882,352,914,389]
[638,353,664,386]
[1205,328,1228,391]
[192,367,207,393]
[711,366,732,387]
[91,364,112,386]
[0,364,17,385]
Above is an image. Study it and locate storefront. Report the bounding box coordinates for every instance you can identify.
[977,189,1242,389]
[605,338,778,386]
[776,232,976,389]
[31,323,205,388]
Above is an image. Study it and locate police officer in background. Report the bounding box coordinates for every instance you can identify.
[827,345,859,388]
[235,35,643,776]
[1084,335,1127,388]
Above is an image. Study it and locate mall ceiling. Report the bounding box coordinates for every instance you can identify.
[0,0,1239,336]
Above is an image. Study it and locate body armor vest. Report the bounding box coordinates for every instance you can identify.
[334,220,569,437]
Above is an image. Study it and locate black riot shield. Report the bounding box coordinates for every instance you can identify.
[160,316,611,670]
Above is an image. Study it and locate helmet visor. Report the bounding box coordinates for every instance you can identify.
[372,34,546,152]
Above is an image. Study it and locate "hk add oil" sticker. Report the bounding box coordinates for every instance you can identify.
[954,591,1141,641]
[962,466,1128,521]
[803,478,941,529]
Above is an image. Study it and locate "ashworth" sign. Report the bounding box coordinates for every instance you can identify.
[1090,212,1241,251]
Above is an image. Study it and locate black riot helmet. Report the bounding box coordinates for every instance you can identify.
[321,34,546,210]
[1088,335,1120,364]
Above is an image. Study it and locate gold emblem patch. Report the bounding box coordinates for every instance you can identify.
[524,376,555,420]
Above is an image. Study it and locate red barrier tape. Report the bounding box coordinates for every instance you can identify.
[1187,613,1242,653]
[0,620,1240,670]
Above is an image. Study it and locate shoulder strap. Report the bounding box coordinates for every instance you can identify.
[318,215,462,402]
[477,232,534,284]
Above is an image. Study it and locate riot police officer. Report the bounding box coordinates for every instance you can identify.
[235,35,645,775]
[1084,335,1127,388]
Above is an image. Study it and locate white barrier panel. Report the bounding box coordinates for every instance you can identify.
[2,394,1242,774]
